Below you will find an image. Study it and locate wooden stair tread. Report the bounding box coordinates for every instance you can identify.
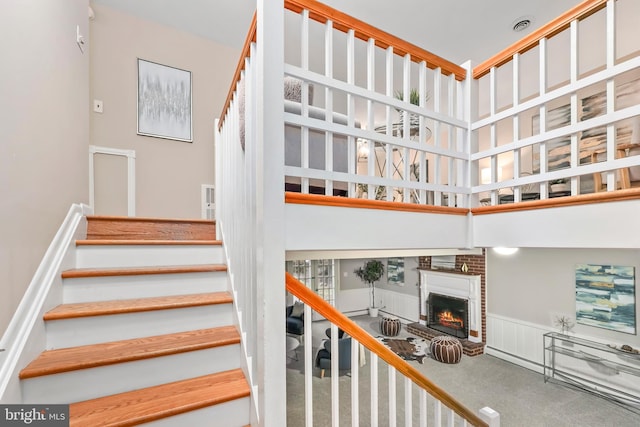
[61,264,227,279]
[44,292,233,321]
[20,326,239,379]
[69,369,249,427]
[76,239,221,246]
[87,215,215,224]
[86,216,216,241]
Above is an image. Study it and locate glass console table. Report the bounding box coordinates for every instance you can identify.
[543,332,640,414]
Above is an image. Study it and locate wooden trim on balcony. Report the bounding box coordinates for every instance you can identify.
[285,192,470,215]
[285,0,466,81]
[472,188,640,215]
[285,273,489,427]
[218,12,257,130]
[473,0,608,79]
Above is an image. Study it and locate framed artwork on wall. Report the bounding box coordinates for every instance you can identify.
[137,59,192,142]
[387,258,405,285]
[575,263,636,334]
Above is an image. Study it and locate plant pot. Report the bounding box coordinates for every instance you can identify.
[368,307,379,318]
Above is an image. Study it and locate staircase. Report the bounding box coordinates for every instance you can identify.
[19,216,251,426]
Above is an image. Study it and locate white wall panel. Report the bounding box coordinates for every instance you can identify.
[336,288,419,322]
[337,289,369,314]
[378,289,420,322]
[474,199,640,248]
[488,314,640,402]
[486,313,553,373]
[285,204,470,251]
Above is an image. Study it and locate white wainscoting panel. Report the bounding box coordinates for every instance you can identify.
[336,288,420,322]
[486,313,553,373]
[337,288,370,314]
[378,289,420,322]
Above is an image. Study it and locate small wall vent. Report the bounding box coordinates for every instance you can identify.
[201,185,215,220]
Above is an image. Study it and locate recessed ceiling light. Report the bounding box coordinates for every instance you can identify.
[493,247,519,256]
[512,15,534,32]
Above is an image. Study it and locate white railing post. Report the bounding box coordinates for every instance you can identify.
[303,304,313,427]
[479,407,501,427]
[388,366,396,427]
[463,60,479,211]
[370,353,379,427]
[351,336,359,426]
[256,0,286,425]
[324,19,334,196]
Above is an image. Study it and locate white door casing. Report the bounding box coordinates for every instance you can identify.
[89,146,136,216]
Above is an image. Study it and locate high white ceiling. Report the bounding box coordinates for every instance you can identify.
[91,0,584,65]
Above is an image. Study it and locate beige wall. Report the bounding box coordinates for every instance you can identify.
[487,248,640,347]
[340,257,420,296]
[89,3,238,218]
[0,0,90,336]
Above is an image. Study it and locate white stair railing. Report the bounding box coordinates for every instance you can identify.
[286,273,497,427]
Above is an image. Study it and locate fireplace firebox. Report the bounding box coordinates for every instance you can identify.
[427,293,469,339]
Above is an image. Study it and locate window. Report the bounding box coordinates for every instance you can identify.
[286,259,337,319]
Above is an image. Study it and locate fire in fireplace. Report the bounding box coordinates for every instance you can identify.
[427,293,469,339]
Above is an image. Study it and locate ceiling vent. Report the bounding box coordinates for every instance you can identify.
[512,16,534,32]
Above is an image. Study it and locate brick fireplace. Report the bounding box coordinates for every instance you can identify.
[407,269,486,356]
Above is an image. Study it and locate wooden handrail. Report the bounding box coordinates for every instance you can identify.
[472,187,640,215]
[285,273,489,427]
[285,192,470,215]
[473,0,608,78]
[217,12,257,130]
[285,0,466,81]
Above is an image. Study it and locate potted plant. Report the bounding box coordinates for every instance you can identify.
[394,89,430,137]
[354,259,385,317]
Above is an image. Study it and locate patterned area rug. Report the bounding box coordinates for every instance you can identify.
[378,337,429,364]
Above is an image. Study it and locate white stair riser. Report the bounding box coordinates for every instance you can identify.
[76,245,224,269]
[62,272,228,303]
[144,397,250,427]
[22,345,241,404]
[46,304,233,349]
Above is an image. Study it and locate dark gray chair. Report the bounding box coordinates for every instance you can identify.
[286,304,304,336]
[315,336,352,378]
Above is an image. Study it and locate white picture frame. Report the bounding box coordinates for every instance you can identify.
[137,59,192,142]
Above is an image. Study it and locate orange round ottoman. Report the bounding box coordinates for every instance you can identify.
[430,336,463,364]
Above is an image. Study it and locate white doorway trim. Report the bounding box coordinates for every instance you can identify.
[89,145,136,216]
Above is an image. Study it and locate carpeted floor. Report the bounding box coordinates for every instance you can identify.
[286,315,640,426]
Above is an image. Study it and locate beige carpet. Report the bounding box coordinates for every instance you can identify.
[286,315,640,427]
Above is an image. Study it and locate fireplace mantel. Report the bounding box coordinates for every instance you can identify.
[419,270,482,343]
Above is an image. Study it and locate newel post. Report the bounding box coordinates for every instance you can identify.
[479,406,500,427]
[256,0,286,426]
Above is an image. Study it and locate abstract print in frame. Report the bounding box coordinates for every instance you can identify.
[137,59,192,142]
[575,264,636,334]
[387,257,405,285]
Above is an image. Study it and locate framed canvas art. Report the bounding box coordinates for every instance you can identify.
[387,258,405,285]
[137,59,192,142]
[575,263,636,334]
